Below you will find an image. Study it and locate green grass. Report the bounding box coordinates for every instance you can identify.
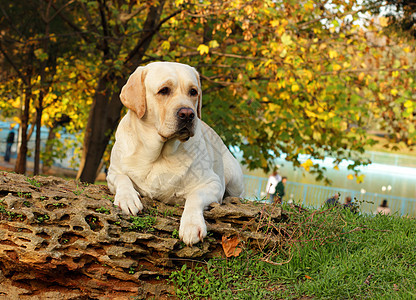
[169,204,416,299]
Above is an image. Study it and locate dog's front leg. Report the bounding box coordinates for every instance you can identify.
[107,173,143,215]
[179,182,223,246]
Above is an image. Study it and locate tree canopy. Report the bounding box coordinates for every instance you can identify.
[0,0,415,184]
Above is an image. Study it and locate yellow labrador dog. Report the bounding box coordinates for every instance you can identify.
[107,62,244,245]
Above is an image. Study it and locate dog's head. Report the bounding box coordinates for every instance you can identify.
[120,62,202,142]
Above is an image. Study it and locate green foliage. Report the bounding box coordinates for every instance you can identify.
[26,177,42,188]
[0,204,24,221]
[35,214,49,223]
[128,215,156,232]
[172,229,179,239]
[17,192,32,199]
[102,195,114,203]
[128,266,136,275]
[73,183,84,196]
[169,205,416,299]
[95,207,110,215]
[1,0,415,182]
[365,0,416,39]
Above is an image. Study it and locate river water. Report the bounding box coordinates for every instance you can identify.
[243,151,416,200]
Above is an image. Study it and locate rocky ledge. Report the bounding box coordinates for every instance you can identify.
[0,172,282,299]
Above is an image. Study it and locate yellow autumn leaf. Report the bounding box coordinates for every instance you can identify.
[291,84,300,92]
[333,64,342,71]
[301,159,314,171]
[358,72,365,81]
[356,174,365,184]
[209,40,219,48]
[197,44,209,55]
[281,33,292,46]
[333,165,340,171]
[304,1,314,11]
[329,50,338,59]
[347,174,354,180]
[246,61,254,71]
[379,17,389,27]
[313,131,321,140]
[305,110,318,118]
[270,20,280,27]
[161,41,170,50]
[390,89,398,96]
[280,91,290,100]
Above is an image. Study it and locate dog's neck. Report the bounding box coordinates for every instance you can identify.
[127,110,188,163]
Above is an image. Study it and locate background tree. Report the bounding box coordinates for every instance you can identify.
[46,0,182,182]
[0,0,414,184]
[0,0,79,174]
[365,0,416,38]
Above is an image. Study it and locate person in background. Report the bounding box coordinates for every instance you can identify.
[376,199,391,215]
[343,196,352,208]
[4,128,15,162]
[265,170,281,203]
[275,176,287,204]
[325,193,340,207]
[343,196,357,213]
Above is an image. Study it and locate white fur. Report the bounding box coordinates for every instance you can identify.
[107,62,244,245]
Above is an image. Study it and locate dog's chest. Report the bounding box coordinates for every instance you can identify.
[126,152,193,201]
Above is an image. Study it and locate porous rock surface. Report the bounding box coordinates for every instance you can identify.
[0,172,282,299]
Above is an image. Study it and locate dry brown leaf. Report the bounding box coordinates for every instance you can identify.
[221,235,242,257]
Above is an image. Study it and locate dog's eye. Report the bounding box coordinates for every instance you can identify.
[189,88,198,97]
[158,87,170,96]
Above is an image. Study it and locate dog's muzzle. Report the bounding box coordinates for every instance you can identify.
[176,107,195,142]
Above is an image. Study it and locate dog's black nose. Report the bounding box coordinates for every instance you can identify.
[177,107,195,122]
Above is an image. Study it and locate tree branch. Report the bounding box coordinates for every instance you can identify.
[0,43,28,85]
[48,1,91,43]
[124,4,182,67]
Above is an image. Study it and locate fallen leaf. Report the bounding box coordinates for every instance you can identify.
[305,275,312,280]
[364,274,373,285]
[221,236,242,257]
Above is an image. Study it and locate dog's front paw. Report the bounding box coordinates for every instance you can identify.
[114,190,143,215]
[179,211,207,246]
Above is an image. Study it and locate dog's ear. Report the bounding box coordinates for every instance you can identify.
[120,66,147,119]
[191,67,202,119]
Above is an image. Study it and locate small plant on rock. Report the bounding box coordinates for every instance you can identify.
[128,215,156,232]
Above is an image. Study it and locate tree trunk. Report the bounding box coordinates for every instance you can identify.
[14,87,31,174]
[77,1,167,183]
[42,127,56,174]
[34,91,44,175]
[76,76,125,182]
